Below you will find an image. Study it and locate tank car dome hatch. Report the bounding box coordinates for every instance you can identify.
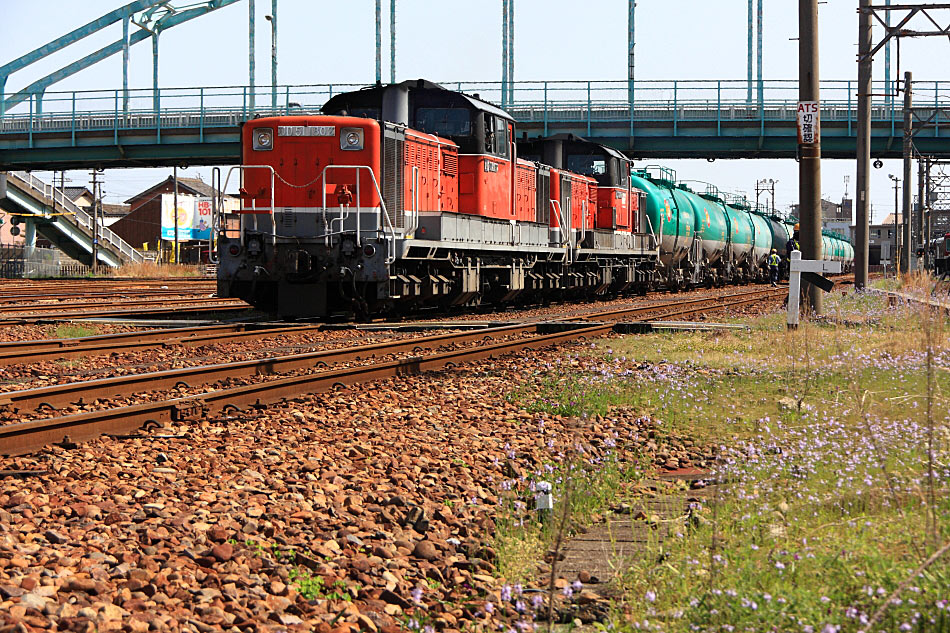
[322,79,516,155]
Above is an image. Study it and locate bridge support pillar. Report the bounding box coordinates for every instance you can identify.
[24,219,36,248]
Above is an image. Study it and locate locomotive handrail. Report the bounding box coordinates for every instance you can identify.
[319,164,395,265]
[410,166,420,236]
[223,164,275,248]
[549,199,571,265]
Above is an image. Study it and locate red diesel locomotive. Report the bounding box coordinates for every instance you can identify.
[218,80,658,318]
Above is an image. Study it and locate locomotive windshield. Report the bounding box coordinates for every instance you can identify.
[415,108,472,136]
[349,107,380,120]
[566,153,625,187]
[566,155,607,177]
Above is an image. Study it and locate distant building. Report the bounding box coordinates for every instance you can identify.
[62,186,95,210]
[109,176,237,263]
[100,203,131,228]
[789,197,853,225]
[868,213,900,266]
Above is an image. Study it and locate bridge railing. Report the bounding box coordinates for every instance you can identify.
[9,171,145,264]
[0,79,948,136]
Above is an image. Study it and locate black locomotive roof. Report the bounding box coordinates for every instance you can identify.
[542,133,629,161]
[322,79,514,122]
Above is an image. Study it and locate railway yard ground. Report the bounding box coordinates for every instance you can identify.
[0,277,948,633]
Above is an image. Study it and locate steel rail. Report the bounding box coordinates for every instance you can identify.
[0,322,244,352]
[0,296,243,315]
[0,323,328,366]
[0,323,543,413]
[0,324,611,456]
[0,288,218,303]
[577,286,783,321]
[0,303,250,324]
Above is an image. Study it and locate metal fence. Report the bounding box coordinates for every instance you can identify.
[0,246,87,278]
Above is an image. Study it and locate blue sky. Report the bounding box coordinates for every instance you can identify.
[3,0,947,221]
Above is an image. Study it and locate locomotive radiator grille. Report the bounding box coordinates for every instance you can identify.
[441,151,458,178]
[382,126,406,230]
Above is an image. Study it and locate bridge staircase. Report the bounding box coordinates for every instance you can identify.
[0,171,145,268]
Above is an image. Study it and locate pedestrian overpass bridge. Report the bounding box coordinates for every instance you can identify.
[1,79,949,170]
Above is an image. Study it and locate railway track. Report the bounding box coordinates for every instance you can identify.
[0,297,250,323]
[0,285,788,456]
[0,285,785,366]
[0,323,323,366]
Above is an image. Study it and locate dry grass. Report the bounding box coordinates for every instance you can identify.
[109,262,208,278]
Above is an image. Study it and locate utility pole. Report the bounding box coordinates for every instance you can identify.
[90,169,100,274]
[890,173,900,265]
[884,0,892,107]
[757,0,764,114]
[925,157,932,268]
[390,0,396,84]
[502,0,508,108]
[375,0,381,84]
[265,0,277,111]
[249,0,255,112]
[902,71,913,273]
[918,156,928,268]
[756,179,778,214]
[508,0,514,106]
[799,0,822,314]
[173,166,179,265]
[855,0,872,289]
[748,0,754,104]
[628,0,635,108]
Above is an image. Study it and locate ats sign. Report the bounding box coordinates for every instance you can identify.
[797,101,820,144]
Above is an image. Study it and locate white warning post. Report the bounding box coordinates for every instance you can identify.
[787,250,842,328]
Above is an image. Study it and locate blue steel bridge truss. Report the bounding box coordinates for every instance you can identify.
[1,79,950,170]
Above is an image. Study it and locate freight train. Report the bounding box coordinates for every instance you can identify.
[217,79,853,318]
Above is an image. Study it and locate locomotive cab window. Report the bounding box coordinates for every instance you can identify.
[566,155,606,177]
[415,108,471,137]
[483,114,509,158]
[495,117,509,158]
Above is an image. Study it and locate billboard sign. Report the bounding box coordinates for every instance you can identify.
[161,194,214,240]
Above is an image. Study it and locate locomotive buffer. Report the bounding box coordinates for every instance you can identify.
[787,250,841,329]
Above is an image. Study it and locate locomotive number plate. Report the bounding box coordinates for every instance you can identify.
[277,126,336,137]
[484,161,499,173]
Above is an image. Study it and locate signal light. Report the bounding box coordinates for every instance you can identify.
[228,244,241,257]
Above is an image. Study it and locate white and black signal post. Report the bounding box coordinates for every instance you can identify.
[787,251,842,329]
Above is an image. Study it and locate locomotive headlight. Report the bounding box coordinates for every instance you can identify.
[340,127,364,151]
[252,127,273,151]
